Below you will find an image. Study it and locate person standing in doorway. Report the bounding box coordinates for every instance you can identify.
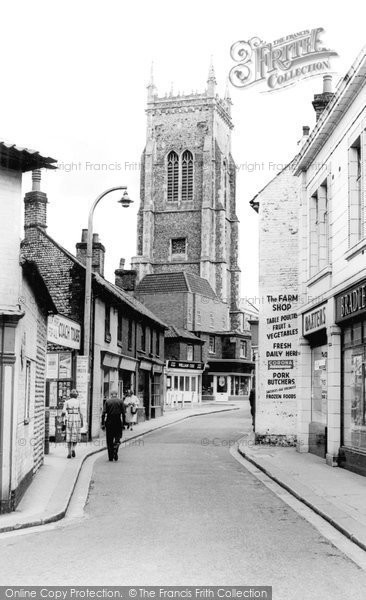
[102,390,125,461]
[124,389,139,432]
[62,389,83,459]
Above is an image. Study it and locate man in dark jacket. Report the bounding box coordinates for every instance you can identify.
[102,391,125,461]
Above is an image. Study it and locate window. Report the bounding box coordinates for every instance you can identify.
[348,136,363,246]
[24,359,31,423]
[223,159,228,207]
[197,310,201,326]
[167,151,179,202]
[209,312,214,328]
[105,305,111,342]
[230,376,249,396]
[309,180,329,276]
[141,325,146,351]
[117,310,123,344]
[156,332,160,356]
[187,344,193,361]
[181,150,193,201]
[209,335,215,354]
[128,319,133,351]
[171,237,187,257]
[240,340,248,358]
[150,328,154,354]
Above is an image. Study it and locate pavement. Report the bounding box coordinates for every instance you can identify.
[0,403,238,534]
[238,433,366,553]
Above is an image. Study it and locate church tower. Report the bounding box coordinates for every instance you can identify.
[131,63,243,330]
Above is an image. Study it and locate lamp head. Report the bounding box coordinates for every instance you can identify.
[119,190,133,208]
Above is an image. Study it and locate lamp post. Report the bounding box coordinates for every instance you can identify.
[83,186,133,434]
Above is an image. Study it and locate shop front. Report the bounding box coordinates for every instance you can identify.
[46,315,82,444]
[166,360,204,406]
[302,303,328,458]
[336,280,366,476]
[202,360,253,402]
[138,359,165,419]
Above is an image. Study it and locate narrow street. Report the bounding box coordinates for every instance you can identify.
[1,409,366,598]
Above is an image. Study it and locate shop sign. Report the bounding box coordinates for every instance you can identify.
[303,303,327,336]
[76,355,88,433]
[47,315,81,350]
[336,280,366,323]
[167,361,204,370]
[268,359,294,370]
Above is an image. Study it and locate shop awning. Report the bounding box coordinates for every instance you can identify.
[102,352,121,369]
[120,357,138,372]
[139,360,152,371]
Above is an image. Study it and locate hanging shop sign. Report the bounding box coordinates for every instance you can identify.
[47,315,81,350]
[303,302,327,336]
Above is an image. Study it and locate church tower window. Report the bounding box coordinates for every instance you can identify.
[167,151,179,202]
[181,150,193,202]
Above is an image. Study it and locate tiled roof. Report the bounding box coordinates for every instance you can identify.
[0,140,57,172]
[165,326,203,342]
[94,274,168,329]
[136,271,217,300]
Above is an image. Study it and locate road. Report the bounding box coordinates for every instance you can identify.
[0,408,366,599]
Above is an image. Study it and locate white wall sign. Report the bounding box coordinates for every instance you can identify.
[47,315,81,350]
[76,355,88,433]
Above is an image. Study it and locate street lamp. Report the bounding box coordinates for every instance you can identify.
[83,186,133,433]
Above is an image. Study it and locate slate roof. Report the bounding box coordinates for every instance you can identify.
[0,140,57,172]
[136,271,217,300]
[165,326,204,343]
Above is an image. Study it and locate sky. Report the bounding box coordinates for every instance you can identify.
[1,1,365,304]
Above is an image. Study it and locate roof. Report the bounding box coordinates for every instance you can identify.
[295,46,366,174]
[24,227,167,329]
[0,140,57,172]
[165,326,204,343]
[136,271,218,300]
[94,274,168,329]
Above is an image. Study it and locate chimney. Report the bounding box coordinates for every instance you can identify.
[115,258,137,295]
[298,125,310,148]
[312,75,335,121]
[76,229,106,277]
[24,170,48,237]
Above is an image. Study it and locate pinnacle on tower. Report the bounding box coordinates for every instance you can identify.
[147,61,156,101]
[207,57,217,97]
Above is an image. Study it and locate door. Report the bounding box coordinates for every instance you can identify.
[215,375,228,402]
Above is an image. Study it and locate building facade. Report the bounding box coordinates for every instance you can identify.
[21,174,167,439]
[0,143,57,512]
[296,50,366,475]
[131,64,243,331]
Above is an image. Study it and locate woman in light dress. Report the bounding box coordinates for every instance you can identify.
[123,389,139,431]
[62,389,83,458]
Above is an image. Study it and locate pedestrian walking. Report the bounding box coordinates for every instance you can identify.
[249,385,256,432]
[102,390,125,461]
[62,389,83,459]
[123,389,139,431]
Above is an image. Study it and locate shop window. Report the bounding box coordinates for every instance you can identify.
[240,340,248,358]
[127,319,133,351]
[141,325,146,351]
[185,376,190,391]
[202,374,213,395]
[348,136,363,247]
[191,377,196,392]
[343,348,366,452]
[174,376,179,390]
[230,376,248,396]
[152,374,161,407]
[179,376,184,391]
[24,359,31,423]
[117,310,123,345]
[209,335,215,354]
[187,344,193,361]
[105,305,111,342]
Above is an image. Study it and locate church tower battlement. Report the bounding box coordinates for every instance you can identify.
[131,63,243,330]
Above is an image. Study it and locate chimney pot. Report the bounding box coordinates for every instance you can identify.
[119,258,126,269]
[32,169,42,191]
[93,233,99,243]
[81,228,88,243]
[303,126,310,136]
[323,74,332,94]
